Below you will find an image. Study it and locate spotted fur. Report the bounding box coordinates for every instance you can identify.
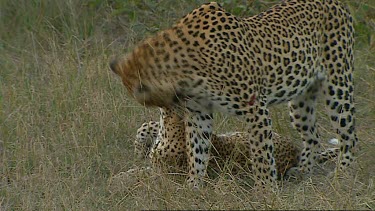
[111,0,358,188]
[135,108,340,179]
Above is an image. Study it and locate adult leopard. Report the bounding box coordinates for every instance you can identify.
[110,0,358,188]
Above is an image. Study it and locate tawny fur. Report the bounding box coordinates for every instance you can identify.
[111,0,357,187]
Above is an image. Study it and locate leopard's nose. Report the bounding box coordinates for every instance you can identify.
[109,58,119,74]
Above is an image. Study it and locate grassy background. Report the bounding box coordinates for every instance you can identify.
[1,0,374,209]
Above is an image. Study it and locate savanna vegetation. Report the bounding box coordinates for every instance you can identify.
[1,0,374,209]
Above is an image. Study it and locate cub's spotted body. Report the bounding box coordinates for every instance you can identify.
[111,0,358,188]
[135,108,340,178]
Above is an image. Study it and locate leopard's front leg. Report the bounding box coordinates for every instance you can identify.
[184,109,213,189]
[245,102,277,189]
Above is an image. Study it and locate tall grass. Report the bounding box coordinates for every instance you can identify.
[1,0,374,209]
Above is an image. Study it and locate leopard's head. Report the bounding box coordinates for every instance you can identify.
[110,31,187,107]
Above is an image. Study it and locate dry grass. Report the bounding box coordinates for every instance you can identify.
[1,0,374,210]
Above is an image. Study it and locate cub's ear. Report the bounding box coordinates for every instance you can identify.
[109,58,120,75]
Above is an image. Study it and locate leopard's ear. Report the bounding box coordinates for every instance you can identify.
[109,57,120,75]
